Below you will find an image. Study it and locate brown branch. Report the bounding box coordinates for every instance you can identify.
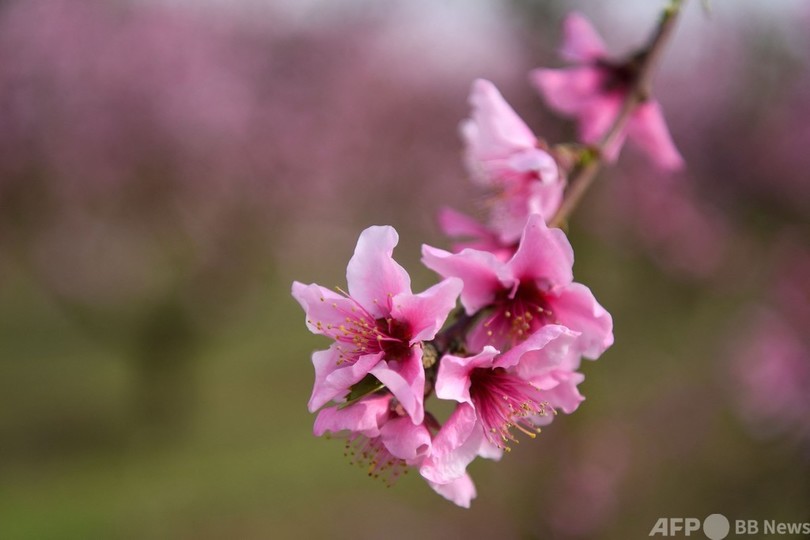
[548,0,686,229]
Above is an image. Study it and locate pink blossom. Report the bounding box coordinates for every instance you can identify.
[314,393,479,507]
[313,394,431,485]
[530,12,683,169]
[292,225,462,423]
[422,214,613,357]
[461,79,565,242]
[437,207,517,261]
[421,326,580,483]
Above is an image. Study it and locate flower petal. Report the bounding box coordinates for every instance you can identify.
[438,207,492,239]
[627,100,684,170]
[542,370,586,414]
[370,350,425,424]
[347,225,411,318]
[391,277,462,344]
[312,394,392,438]
[427,473,477,509]
[579,94,623,146]
[463,78,536,163]
[549,283,614,360]
[420,403,483,484]
[308,348,384,412]
[530,66,602,116]
[496,324,577,370]
[380,416,431,461]
[507,214,574,286]
[422,245,510,314]
[560,12,607,62]
[291,281,358,337]
[436,346,500,404]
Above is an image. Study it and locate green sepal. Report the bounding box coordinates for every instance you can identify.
[338,374,385,409]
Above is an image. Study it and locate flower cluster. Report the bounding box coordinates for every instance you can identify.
[292,11,683,507]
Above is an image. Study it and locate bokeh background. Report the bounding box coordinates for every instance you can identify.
[1,0,808,538]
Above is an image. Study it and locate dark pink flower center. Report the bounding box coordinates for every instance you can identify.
[375,317,413,361]
[470,367,551,449]
[595,58,641,95]
[481,281,556,346]
[317,292,413,365]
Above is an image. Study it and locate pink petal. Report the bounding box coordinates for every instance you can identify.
[347,225,411,318]
[507,147,559,185]
[391,277,462,344]
[548,283,614,360]
[435,346,500,404]
[380,416,431,461]
[427,473,477,509]
[312,394,392,437]
[308,348,384,412]
[496,324,577,371]
[489,178,566,244]
[627,100,684,170]
[438,207,492,239]
[530,66,602,116]
[291,281,359,337]
[542,370,586,414]
[421,245,510,315]
[579,94,623,146]
[464,79,536,162]
[476,438,504,461]
[420,403,482,484]
[507,214,574,286]
[560,12,607,62]
[370,350,425,424]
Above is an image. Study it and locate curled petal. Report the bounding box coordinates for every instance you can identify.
[463,78,536,163]
[496,324,578,370]
[506,147,559,185]
[436,346,500,404]
[422,245,510,314]
[308,348,384,412]
[392,277,463,344]
[347,225,411,318]
[420,403,482,484]
[370,350,425,424]
[549,283,614,360]
[312,394,392,438]
[507,214,574,287]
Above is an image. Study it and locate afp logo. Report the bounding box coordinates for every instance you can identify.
[649,514,730,539]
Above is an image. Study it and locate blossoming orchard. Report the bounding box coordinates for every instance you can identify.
[293,2,687,507]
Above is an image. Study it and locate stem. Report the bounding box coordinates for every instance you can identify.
[548,0,686,229]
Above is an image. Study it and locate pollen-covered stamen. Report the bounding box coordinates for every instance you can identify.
[483,281,556,346]
[343,434,409,487]
[375,317,413,361]
[309,288,413,365]
[469,367,551,449]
